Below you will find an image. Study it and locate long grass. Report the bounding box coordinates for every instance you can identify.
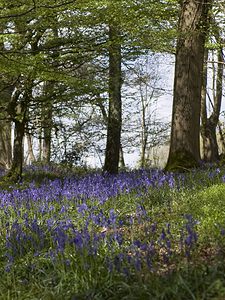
[1,165,225,299]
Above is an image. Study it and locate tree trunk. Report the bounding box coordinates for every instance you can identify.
[0,121,12,169]
[119,143,125,169]
[218,122,225,155]
[38,127,42,162]
[96,95,125,170]
[201,29,224,162]
[104,24,122,174]
[26,133,36,164]
[7,85,30,181]
[201,117,220,162]
[165,0,211,171]
[9,119,25,181]
[140,91,148,168]
[42,103,53,163]
[0,67,14,170]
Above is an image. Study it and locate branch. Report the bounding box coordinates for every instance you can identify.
[0,1,75,20]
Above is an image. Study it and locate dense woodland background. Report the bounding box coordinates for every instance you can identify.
[0,0,225,181]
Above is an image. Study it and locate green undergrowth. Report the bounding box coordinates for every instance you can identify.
[1,167,225,299]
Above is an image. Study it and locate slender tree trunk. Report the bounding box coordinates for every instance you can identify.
[119,143,125,169]
[104,24,122,174]
[201,49,223,162]
[38,91,53,164]
[0,121,12,169]
[38,126,42,161]
[200,48,212,161]
[165,0,211,171]
[26,133,36,164]
[140,132,148,168]
[218,122,225,155]
[42,102,53,163]
[140,92,148,168]
[201,29,224,162]
[140,113,148,167]
[0,34,13,170]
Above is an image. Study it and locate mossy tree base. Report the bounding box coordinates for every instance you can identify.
[5,166,22,183]
[165,150,200,172]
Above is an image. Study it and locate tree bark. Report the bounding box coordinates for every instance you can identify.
[119,143,125,169]
[140,93,148,168]
[103,24,122,174]
[201,24,224,163]
[26,133,36,164]
[9,118,25,181]
[42,99,53,164]
[0,121,12,170]
[0,32,13,170]
[165,0,211,171]
[7,85,30,181]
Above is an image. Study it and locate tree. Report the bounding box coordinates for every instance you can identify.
[201,45,224,162]
[0,80,13,171]
[165,0,212,171]
[0,122,12,169]
[102,0,177,173]
[0,24,13,170]
[103,24,122,174]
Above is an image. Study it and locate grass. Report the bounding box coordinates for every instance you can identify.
[0,165,225,299]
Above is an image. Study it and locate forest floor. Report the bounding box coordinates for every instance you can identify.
[0,164,225,299]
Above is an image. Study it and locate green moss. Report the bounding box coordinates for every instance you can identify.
[219,153,225,166]
[165,150,199,172]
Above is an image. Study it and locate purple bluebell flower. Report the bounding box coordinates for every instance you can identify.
[77,203,88,214]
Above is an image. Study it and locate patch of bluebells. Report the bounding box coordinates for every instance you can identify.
[208,168,221,179]
[3,210,199,276]
[180,214,199,258]
[105,214,199,275]
[1,169,201,275]
[0,169,181,218]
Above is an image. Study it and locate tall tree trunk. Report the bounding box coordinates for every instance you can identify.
[201,25,224,162]
[0,121,12,169]
[26,133,36,164]
[7,84,30,181]
[201,48,223,162]
[0,84,13,170]
[119,143,125,169]
[38,126,42,162]
[200,48,212,161]
[42,98,53,164]
[0,31,13,170]
[140,131,148,168]
[165,0,211,171]
[140,94,148,168]
[218,122,225,155]
[103,24,122,174]
[96,95,125,170]
[43,123,52,163]
[9,118,25,181]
